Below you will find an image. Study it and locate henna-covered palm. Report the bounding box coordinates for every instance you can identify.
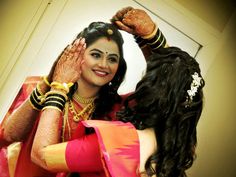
[52,38,86,84]
[111,6,156,37]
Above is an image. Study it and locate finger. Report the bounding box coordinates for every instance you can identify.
[72,38,86,62]
[75,38,85,55]
[61,44,72,59]
[68,37,83,59]
[70,40,79,53]
[114,21,133,33]
[115,6,134,20]
[119,6,133,16]
[72,37,81,45]
[122,17,136,28]
[110,15,119,22]
[76,42,86,63]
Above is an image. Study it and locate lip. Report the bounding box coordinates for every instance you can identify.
[93,69,109,77]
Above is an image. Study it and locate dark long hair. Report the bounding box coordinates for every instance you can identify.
[69,22,127,119]
[117,47,205,177]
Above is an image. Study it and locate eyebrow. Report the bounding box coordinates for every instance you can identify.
[90,49,119,58]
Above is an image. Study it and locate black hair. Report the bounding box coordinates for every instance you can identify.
[69,22,127,119]
[117,47,205,177]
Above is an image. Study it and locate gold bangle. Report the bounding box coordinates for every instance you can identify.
[141,24,158,40]
[43,76,51,86]
[42,105,62,112]
[51,81,74,94]
[36,83,44,96]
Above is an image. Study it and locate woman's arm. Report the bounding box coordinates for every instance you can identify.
[31,38,85,169]
[111,7,168,59]
[33,133,103,172]
[31,106,62,169]
[2,49,61,143]
[3,79,49,142]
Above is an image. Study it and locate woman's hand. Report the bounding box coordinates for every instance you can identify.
[52,38,86,84]
[111,6,156,37]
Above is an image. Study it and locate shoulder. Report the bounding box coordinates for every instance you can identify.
[137,128,157,172]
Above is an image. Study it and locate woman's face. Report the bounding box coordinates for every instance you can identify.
[80,37,120,88]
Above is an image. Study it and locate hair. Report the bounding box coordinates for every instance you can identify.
[68,22,127,119]
[117,47,205,177]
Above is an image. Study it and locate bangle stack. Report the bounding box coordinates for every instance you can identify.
[134,24,167,52]
[43,90,68,112]
[29,76,74,112]
[29,83,46,111]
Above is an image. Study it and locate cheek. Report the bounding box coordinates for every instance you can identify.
[81,57,91,69]
[110,64,119,75]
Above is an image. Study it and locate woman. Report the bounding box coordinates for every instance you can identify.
[32,46,205,177]
[0,22,127,177]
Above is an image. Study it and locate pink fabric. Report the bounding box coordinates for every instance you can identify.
[66,134,103,172]
[65,120,140,177]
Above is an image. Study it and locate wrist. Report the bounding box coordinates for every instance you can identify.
[134,25,167,52]
[38,76,51,94]
[50,81,74,94]
[29,83,46,111]
[50,87,67,95]
[141,24,158,40]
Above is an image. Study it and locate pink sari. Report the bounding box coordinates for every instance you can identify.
[0,77,140,177]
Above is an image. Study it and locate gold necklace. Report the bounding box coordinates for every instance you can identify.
[68,100,95,122]
[62,102,71,142]
[73,93,95,104]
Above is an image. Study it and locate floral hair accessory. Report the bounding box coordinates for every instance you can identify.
[186,72,202,106]
[107,29,113,35]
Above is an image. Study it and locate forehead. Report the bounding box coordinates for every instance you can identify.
[86,37,120,55]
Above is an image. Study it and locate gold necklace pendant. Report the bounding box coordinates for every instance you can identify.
[69,100,95,122]
[73,93,95,104]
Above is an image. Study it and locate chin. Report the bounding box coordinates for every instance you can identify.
[90,81,107,88]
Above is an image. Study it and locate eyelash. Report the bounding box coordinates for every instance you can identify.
[108,57,118,63]
[91,52,101,58]
[91,52,118,63]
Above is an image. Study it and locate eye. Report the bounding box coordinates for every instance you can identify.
[108,56,119,63]
[91,52,101,59]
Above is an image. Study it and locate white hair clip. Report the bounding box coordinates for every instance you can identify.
[186,72,202,106]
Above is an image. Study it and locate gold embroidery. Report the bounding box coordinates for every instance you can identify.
[7,142,22,177]
[43,143,69,171]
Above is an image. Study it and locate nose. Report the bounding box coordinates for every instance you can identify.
[98,57,108,68]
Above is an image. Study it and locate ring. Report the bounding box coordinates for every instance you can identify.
[66,53,73,59]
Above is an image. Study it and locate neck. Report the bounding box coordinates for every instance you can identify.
[75,80,100,99]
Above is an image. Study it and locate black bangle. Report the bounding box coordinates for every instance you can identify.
[134,28,167,51]
[42,91,67,112]
[29,92,44,110]
[29,88,44,110]
[134,35,146,48]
